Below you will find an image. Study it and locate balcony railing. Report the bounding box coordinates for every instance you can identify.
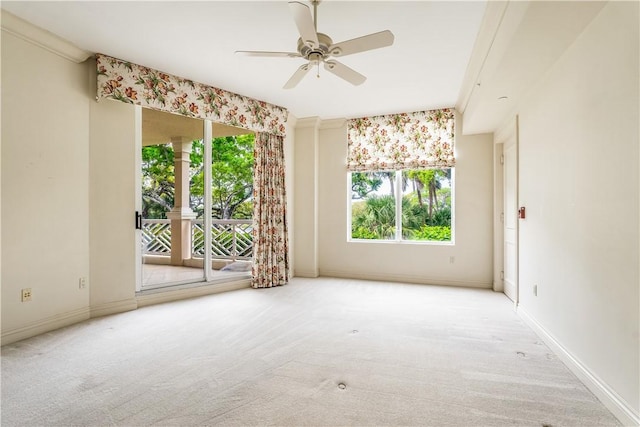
[142,219,172,255]
[192,219,253,260]
[141,218,253,260]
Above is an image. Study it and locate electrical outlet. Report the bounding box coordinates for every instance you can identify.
[533,285,538,297]
[449,256,455,264]
[79,277,86,289]
[21,288,32,302]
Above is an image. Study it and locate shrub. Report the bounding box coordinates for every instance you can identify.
[351,226,380,240]
[411,225,451,241]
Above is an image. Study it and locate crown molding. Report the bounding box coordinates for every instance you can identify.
[1,9,91,63]
[319,118,346,130]
[295,116,321,129]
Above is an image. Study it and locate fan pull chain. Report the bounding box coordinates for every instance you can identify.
[317,61,320,79]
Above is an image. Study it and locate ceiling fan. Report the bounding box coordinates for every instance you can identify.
[235,1,395,89]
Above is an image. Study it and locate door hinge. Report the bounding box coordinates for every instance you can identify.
[500,271,504,280]
[500,154,504,165]
[500,212,504,223]
[135,211,142,230]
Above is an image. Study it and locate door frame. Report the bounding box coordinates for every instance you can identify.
[135,106,142,292]
[493,141,504,293]
[494,116,519,307]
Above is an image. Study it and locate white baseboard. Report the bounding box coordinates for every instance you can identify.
[90,298,138,318]
[318,269,492,289]
[492,279,504,293]
[1,307,90,346]
[293,269,319,278]
[136,279,251,308]
[504,279,516,301]
[517,306,639,427]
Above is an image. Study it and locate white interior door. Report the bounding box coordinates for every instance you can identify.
[503,133,518,303]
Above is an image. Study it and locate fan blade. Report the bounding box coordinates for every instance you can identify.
[329,30,394,57]
[324,60,366,86]
[283,63,312,89]
[235,50,301,58]
[289,1,319,48]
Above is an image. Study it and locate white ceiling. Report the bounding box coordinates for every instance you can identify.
[1,0,487,121]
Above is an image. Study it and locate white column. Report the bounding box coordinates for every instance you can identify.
[293,117,320,277]
[166,137,196,266]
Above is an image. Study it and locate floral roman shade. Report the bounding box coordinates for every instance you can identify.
[347,108,455,171]
[96,54,288,137]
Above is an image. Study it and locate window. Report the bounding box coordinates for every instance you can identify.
[349,168,453,242]
[346,108,456,244]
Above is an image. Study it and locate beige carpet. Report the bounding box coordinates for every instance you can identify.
[1,278,620,426]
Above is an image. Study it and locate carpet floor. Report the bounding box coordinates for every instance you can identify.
[1,277,620,426]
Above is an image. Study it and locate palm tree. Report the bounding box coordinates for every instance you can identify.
[351,194,396,239]
[405,169,449,223]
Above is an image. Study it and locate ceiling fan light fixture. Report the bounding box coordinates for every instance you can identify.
[309,52,323,64]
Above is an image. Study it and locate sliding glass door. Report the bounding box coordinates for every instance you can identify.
[137,109,254,291]
[139,109,204,289]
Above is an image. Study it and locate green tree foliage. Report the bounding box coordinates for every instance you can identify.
[351,195,396,239]
[351,172,383,199]
[141,134,254,220]
[141,144,175,219]
[406,169,450,221]
[351,168,452,241]
[190,134,254,219]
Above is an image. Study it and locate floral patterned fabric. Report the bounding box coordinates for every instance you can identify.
[252,133,290,288]
[347,109,455,171]
[96,54,288,137]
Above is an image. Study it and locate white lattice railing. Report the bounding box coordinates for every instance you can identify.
[192,219,253,260]
[142,219,172,255]
[141,218,253,260]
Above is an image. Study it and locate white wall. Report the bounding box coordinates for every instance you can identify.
[302,113,494,287]
[0,20,142,341]
[1,30,91,341]
[88,63,139,317]
[515,1,639,421]
[293,117,320,277]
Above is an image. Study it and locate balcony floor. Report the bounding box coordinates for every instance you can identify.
[142,264,250,288]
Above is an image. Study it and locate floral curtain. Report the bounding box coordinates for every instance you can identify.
[96,54,288,137]
[347,108,455,171]
[252,132,290,288]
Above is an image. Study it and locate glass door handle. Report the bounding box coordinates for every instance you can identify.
[135,211,142,230]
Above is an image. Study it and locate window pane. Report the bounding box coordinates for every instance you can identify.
[350,172,396,240]
[401,169,452,242]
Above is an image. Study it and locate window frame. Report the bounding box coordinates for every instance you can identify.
[347,168,455,245]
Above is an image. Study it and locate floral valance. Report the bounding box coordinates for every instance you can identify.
[347,108,455,171]
[96,54,288,137]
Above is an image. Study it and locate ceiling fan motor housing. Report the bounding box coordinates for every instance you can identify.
[297,33,340,61]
